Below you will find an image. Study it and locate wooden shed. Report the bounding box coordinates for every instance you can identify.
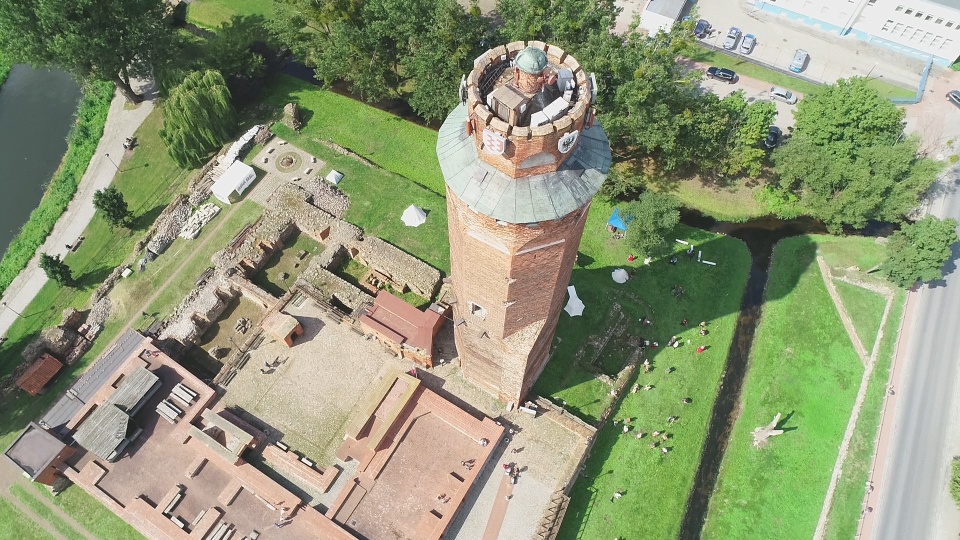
[16,353,64,396]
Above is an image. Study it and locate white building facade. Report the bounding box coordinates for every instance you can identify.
[754,0,960,66]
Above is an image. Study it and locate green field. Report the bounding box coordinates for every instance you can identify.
[9,484,86,540]
[703,236,869,539]
[0,495,54,540]
[549,200,752,539]
[264,76,445,195]
[834,280,887,351]
[186,0,276,29]
[32,484,144,540]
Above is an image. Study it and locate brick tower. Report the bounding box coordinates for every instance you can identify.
[436,41,611,403]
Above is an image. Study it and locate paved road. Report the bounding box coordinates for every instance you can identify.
[873,164,960,540]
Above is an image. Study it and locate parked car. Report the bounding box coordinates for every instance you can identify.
[770,87,798,104]
[706,67,737,83]
[948,90,960,108]
[723,27,741,50]
[789,49,809,73]
[739,34,756,54]
[763,126,782,149]
[694,19,711,39]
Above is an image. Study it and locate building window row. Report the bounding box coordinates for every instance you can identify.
[895,5,957,29]
[881,20,954,49]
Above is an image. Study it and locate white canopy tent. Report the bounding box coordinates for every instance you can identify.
[564,285,585,316]
[611,268,629,284]
[401,205,427,227]
[326,170,344,185]
[211,161,256,205]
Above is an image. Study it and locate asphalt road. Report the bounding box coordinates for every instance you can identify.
[874,165,960,540]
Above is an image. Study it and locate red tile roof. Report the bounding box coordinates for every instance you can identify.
[16,354,64,396]
[358,291,444,352]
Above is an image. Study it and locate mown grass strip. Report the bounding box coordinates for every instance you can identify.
[10,484,86,540]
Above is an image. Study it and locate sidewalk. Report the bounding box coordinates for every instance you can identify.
[0,80,156,337]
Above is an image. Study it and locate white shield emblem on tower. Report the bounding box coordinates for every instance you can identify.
[482,129,507,155]
[558,130,579,154]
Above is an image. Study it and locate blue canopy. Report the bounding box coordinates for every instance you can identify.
[608,208,630,231]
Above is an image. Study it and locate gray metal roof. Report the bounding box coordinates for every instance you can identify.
[644,0,687,18]
[42,329,147,435]
[436,105,610,223]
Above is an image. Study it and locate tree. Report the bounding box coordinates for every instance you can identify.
[717,94,777,178]
[39,254,73,287]
[621,192,681,258]
[768,77,939,232]
[0,0,175,102]
[496,0,620,51]
[93,188,133,228]
[792,77,905,158]
[884,216,959,288]
[159,70,238,168]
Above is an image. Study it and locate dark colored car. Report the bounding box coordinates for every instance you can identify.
[706,67,736,83]
[948,90,960,108]
[764,126,782,149]
[694,19,711,39]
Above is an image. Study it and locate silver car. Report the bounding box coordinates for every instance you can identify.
[739,34,756,54]
[770,87,798,105]
[723,27,741,50]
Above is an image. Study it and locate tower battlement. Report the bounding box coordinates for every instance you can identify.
[464,41,595,178]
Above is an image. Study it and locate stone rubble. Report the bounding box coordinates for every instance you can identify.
[180,203,222,239]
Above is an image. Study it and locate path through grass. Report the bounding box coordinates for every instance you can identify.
[9,484,86,540]
[0,495,54,540]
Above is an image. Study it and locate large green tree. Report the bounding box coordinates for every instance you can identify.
[767,77,938,231]
[884,216,959,287]
[93,187,133,228]
[159,70,237,168]
[496,0,620,51]
[0,0,174,102]
[39,254,73,287]
[621,191,681,258]
[272,0,487,118]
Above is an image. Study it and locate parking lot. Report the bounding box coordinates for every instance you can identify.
[687,0,927,89]
[696,69,798,132]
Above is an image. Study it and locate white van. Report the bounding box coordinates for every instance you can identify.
[789,49,809,73]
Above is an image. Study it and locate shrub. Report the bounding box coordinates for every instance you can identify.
[952,458,960,507]
[0,80,114,294]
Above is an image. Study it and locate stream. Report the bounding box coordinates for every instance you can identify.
[677,211,826,539]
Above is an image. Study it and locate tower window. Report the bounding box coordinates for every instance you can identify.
[469,302,487,320]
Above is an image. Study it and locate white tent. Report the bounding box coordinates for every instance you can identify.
[401,205,427,227]
[211,161,256,205]
[326,170,344,185]
[564,285,585,317]
[611,268,629,284]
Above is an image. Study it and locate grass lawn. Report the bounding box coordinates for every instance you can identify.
[834,280,887,351]
[0,495,55,540]
[863,77,917,100]
[9,484,85,540]
[251,230,323,297]
[665,177,765,223]
[702,236,866,539]
[32,484,144,540]
[263,76,445,195]
[271,123,451,274]
[186,0,276,29]
[547,199,752,539]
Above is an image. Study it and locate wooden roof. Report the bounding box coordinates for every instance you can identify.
[16,354,63,396]
[72,367,160,459]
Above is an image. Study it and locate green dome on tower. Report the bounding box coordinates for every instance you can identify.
[515,46,548,75]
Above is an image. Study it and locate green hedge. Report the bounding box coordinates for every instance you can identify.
[0,80,114,295]
[0,53,9,87]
